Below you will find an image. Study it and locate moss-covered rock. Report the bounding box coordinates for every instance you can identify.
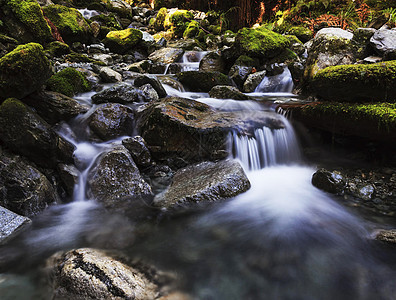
[0,43,52,101]
[45,41,71,57]
[42,4,93,44]
[286,26,313,43]
[46,67,91,97]
[168,10,193,38]
[177,71,232,92]
[235,26,290,60]
[310,61,396,102]
[0,0,53,44]
[183,20,199,39]
[90,13,122,31]
[291,102,396,143]
[103,28,143,54]
[153,7,167,31]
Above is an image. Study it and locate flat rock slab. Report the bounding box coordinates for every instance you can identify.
[154,159,251,211]
[0,206,31,244]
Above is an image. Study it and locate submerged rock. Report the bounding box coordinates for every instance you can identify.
[48,248,161,300]
[0,150,58,216]
[88,103,135,141]
[0,206,31,245]
[0,98,74,168]
[24,91,89,125]
[87,146,152,208]
[92,82,147,105]
[177,71,231,92]
[154,160,251,211]
[0,43,52,101]
[136,97,285,164]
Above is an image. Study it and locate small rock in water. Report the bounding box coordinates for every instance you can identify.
[98,67,122,83]
[312,169,346,194]
[0,206,31,244]
[122,136,152,167]
[375,229,396,245]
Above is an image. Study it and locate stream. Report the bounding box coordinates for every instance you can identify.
[1,52,396,299]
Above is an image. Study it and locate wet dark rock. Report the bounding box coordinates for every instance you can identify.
[48,248,161,300]
[228,64,252,89]
[0,150,59,216]
[243,70,267,93]
[57,164,79,197]
[136,97,285,164]
[92,82,146,105]
[312,169,346,194]
[138,84,159,102]
[0,98,74,168]
[98,67,122,83]
[384,49,396,61]
[127,60,152,73]
[0,206,31,245]
[375,229,396,245]
[24,91,89,125]
[122,136,152,167]
[199,52,225,73]
[134,75,167,98]
[370,29,396,55]
[154,160,250,211]
[177,71,232,92]
[148,47,184,64]
[209,85,252,100]
[88,103,135,141]
[87,145,152,208]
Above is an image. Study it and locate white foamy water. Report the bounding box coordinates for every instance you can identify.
[78,8,100,19]
[255,67,294,93]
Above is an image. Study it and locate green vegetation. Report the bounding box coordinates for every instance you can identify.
[45,41,70,57]
[169,10,194,37]
[91,13,122,30]
[46,67,91,97]
[183,21,200,39]
[4,0,53,44]
[153,7,167,31]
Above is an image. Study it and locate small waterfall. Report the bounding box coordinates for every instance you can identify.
[255,67,294,93]
[78,8,100,19]
[229,116,300,170]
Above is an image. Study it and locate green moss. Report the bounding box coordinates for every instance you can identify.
[234,55,259,67]
[300,102,396,132]
[103,28,143,54]
[91,13,122,30]
[0,34,18,45]
[235,26,290,59]
[196,29,206,42]
[42,4,93,44]
[183,21,199,39]
[0,43,52,100]
[169,10,194,37]
[45,41,70,57]
[46,67,91,97]
[153,7,167,31]
[0,98,29,132]
[64,52,104,65]
[287,26,312,43]
[5,0,53,44]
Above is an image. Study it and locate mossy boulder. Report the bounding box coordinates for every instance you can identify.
[183,20,199,39]
[45,41,71,57]
[177,71,232,92]
[0,0,53,44]
[0,98,74,168]
[42,4,93,44]
[46,67,91,97]
[168,10,194,38]
[235,26,290,60]
[153,7,167,31]
[290,102,396,143]
[310,61,396,102]
[91,13,122,31]
[0,43,52,101]
[304,27,356,80]
[103,28,143,54]
[286,26,313,43]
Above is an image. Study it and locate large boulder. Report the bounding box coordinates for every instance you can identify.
[0,150,59,216]
[0,98,74,168]
[199,52,225,73]
[370,28,396,55]
[148,47,184,64]
[0,43,52,101]
[42,5,93,44]
[136,97,285,163]
[290,102,396,143]
[103,28,143,54]
[87,146,152,208]
[0,206,31,244]
[176,71,232,92]
[48,248,161,300]
[234,26,290,60]
[304,27,356,80]
[0,0,53,44]
[88,103,135,141]
[24,91,89,125]
[309,61,396,102]
[92,82,147,105]
[154,160,251,211]
[46,67,91,97]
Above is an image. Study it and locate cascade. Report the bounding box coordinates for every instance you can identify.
[255,66,294,93]
[77,8,100,19]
